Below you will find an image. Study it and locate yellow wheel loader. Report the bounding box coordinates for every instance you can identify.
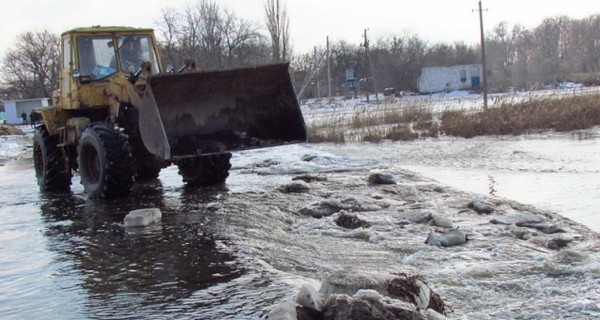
[33,26,306,199]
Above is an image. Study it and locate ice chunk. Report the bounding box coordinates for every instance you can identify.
[319,271,392,298]
[124,208,162,228]
[295,284,323,311]
[267,299,297,320]
[354,289,384,301]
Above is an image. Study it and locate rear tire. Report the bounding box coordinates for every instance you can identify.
[33,125,72,192]
[176,153,232,187]
[77,123,134,199]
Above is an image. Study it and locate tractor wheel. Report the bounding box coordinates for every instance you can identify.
[176,153,232,187]
[33,125,72,192]
[135,161,162,181]
[77,123,134,199]
[132,147,166,182]
[117,103,164,182]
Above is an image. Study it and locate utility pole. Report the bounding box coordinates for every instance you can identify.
[327,36,332,102]
[314,46,321,100]
[476,1,489,110]
[363,28,370,102]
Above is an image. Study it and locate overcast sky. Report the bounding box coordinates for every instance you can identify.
[0,0,597,58]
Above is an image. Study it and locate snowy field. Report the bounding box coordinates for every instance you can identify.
[301,85,600,124]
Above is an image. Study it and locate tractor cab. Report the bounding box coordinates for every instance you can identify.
[53,27,162,111]
[75,33,161,81]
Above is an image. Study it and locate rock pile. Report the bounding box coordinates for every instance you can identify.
[268,271,448,320]
[267,170,586,318]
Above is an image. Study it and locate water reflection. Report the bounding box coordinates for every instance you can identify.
[38,182,243,317]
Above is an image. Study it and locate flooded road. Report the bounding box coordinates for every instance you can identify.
[1,134,599,319]
[0,159,248,319]
[0,143,368,319]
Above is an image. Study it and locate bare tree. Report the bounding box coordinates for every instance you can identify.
[156,7,182,68]
[582,15,600,72]
[369,35,426,92]
[486,22,520,89]
[197,0,223,68]
[509,25,533,89]
[292,47,327,100]
[530,16,572,83]
[391,35,427,91]
[219,8,264,68]
[423,42,476,68]
[1,30,60,98]
[264,0,291,62]
[155,0,268,70]
[181,3,204,63]
[565,15,600,74]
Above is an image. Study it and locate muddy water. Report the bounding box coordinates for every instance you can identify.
[0,160,248,319]
[1,145,358,319]
[1,137,599,319]
[0,146,374,319]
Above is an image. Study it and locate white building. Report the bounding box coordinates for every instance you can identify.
[3,98,50,125]
[418,64,482,94]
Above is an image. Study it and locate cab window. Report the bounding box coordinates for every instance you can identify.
[76,36,117,80]
[118,35,160,74]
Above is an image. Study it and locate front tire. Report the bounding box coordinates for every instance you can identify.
[33,125,72,191]
[176,153,232,187]
[77,123,134,199]
[116,102,165,182]
[135,159,163,181]
[132,148,166,182]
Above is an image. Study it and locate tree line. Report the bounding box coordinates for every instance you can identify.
[301,14,600,98]
[1,0,599,101]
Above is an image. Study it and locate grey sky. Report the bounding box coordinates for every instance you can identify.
[0,0,597,58]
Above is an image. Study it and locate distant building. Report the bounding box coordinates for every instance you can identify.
[3,98,50,124]
[344,68,358,97]
[418,64,482,94]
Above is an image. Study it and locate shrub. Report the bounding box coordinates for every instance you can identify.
[385,125,419,141]
[441,94,600,138]
[305,93,600,143]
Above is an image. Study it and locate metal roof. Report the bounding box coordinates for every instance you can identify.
[61,26,154,36]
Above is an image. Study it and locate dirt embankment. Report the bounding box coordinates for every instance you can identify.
[0,124,25,136]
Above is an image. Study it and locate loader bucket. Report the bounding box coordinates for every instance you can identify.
[138,63,307,160]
